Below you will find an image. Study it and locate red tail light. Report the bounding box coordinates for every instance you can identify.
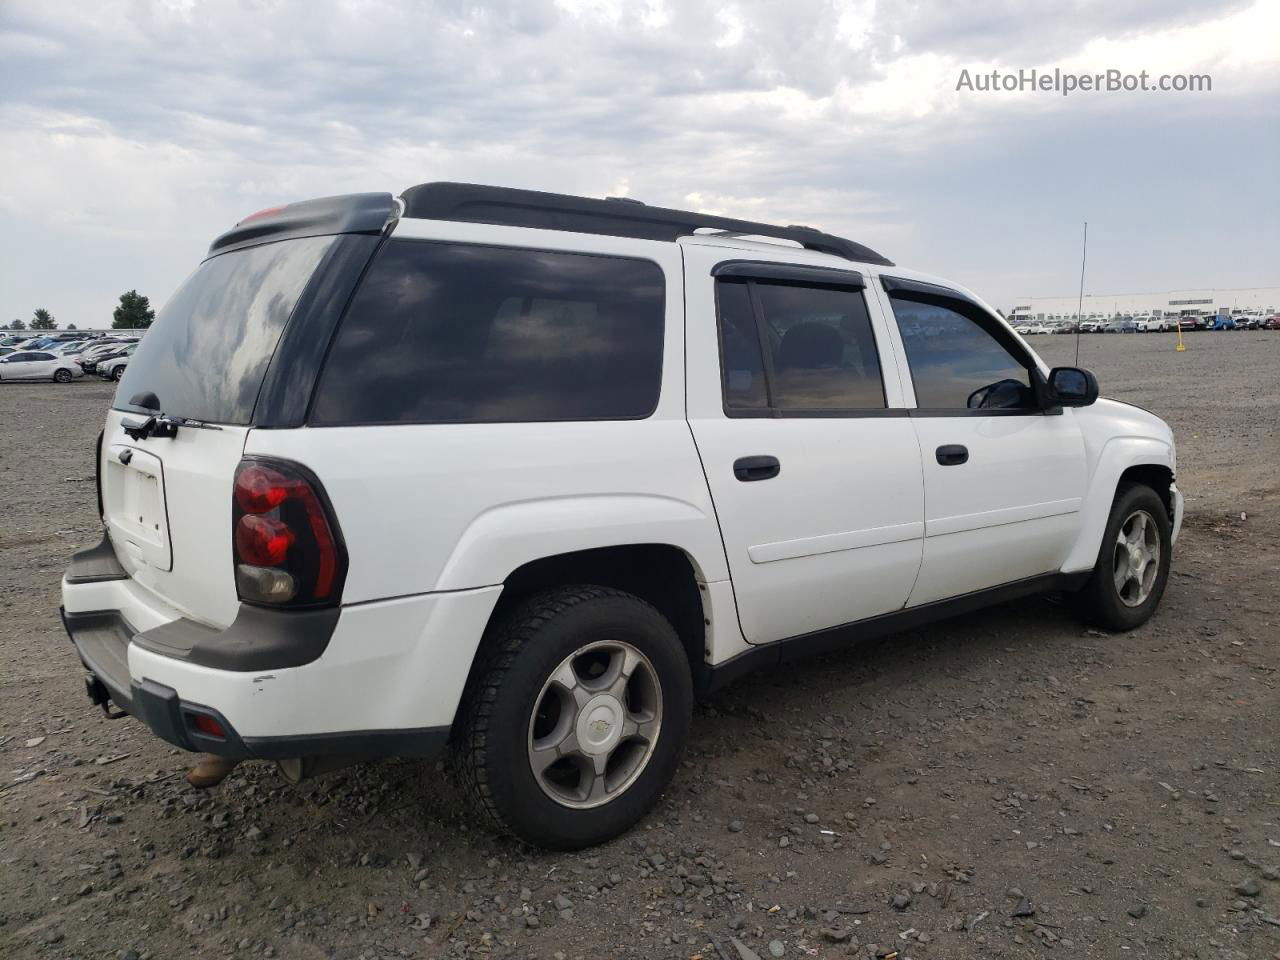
[232,459,346,607]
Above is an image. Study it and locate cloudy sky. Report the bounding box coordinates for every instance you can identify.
[1,0,1277,326]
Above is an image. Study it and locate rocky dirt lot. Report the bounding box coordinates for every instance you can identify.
[1,331,1277,960]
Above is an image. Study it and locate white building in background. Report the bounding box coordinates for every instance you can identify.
[1008,286,1280,321]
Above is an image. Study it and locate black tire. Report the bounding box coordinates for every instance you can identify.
[455,585,693,850]
[1068,482,1172,631]
[53,368,73,383]
[112,365,125,381]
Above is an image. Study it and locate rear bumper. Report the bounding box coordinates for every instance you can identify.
[61,605,449,760]
[60,534,500,760]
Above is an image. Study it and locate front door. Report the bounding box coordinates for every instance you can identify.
[683,244,925,645]
[0,352,52,380]
[875,279,1088,606]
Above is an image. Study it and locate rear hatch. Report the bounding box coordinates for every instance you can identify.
[103,235,338,628]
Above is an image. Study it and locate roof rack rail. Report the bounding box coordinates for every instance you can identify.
[398,182,893,266]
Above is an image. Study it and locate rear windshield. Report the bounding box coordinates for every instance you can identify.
[309,239,665,426]
[114,236,334,424]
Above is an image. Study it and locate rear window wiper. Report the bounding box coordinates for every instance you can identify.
[121,413,223,441]
[121,391,223,440]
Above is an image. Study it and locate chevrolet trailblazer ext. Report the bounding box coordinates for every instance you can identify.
[61,184,1182,849]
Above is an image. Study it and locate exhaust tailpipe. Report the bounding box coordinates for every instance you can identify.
[276,755,365,784]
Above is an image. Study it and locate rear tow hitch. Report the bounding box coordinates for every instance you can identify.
[85,674,127,720]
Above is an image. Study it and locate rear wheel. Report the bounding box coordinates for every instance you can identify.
[1068,482,1172,631]
[455,585,692,850]
[53,368,73,383]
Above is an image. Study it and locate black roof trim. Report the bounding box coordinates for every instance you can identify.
[208,193,397,257]
[711,259,864,288]
[398,182,893,266]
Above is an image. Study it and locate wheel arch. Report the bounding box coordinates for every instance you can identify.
[1061,436,1175,573]
[476,543,709,695]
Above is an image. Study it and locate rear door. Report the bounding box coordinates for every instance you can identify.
[102,235,339,628]
[32,352,59,378]
[684,244,925,645]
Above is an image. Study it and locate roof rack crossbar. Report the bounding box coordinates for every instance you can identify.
[397,182,893,267]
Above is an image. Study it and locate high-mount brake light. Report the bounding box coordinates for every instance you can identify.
[231,459,346,607]
[237,204,287,226]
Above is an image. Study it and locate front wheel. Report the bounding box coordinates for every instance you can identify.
[53,368,73,383]
[1068,482,1172,631]
[112,365,125,381]
[455,585,693,850]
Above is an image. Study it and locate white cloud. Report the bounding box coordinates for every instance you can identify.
[0,0,1275,325]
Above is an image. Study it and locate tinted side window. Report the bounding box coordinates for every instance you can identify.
[890,298,1034,410]
[756,282,885,410]
[714,278,886,413]
[311,241,665,425]
[716,280,768,409]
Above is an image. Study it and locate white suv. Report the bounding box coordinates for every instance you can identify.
[61,184,1183,849]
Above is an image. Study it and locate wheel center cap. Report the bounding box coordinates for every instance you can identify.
[576,694,625,755]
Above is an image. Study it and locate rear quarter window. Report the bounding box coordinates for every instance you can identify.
[309,240,666,425]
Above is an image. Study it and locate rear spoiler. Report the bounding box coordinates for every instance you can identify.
[207,193,398,257]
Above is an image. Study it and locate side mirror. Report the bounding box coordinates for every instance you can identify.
[1048,366,1098,407]
[968,378,1033,410]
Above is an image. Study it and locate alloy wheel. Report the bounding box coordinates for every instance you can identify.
[527,640,662,809]
[1112,509,1161,607]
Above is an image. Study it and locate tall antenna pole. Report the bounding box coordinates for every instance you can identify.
[1074,221,1088,366]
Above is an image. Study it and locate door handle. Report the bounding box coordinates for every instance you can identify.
[936,444,969,466]
[734,455,780,482]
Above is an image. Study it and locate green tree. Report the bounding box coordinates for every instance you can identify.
[11,319,26,331]
[67,323,77,330]
[113,290,156,329]
[30,308,56,330]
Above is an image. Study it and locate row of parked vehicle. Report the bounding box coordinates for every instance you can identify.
[1012,313,1280,335]
[0,332,139,383]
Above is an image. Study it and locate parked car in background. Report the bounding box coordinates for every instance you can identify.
[0,350,84,383]
[1133,316,1156,332]
[1080,319,1104,333]
[1020,322,1052,335]
[1264,315,1280,330]
[17,336,61,351]
[96,343,137,381]
[1055,321,1080,334]
[1150,317,1178,332]
[1105,319,1138,333]
[79,340,138,373]
[1210,315,1237,331]
[0,346,15,357]
[1179,316,1205,331]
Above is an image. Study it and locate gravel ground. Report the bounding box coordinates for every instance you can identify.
[2,331,1277,960]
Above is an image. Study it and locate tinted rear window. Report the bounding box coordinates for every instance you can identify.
[310,240,665,425]
[115,236,334,424]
